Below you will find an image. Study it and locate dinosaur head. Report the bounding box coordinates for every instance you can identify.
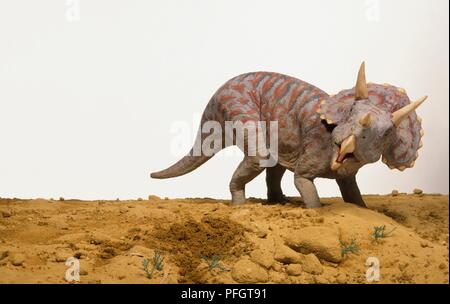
[317,62,427,175]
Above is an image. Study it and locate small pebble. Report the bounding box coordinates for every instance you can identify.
[11,253,25,266]
[413,188,423,195]
[256,230,267,238]
[304,210,318,217]
[0,210,12,218]
[286,264,303,276]
[0,251,9,261]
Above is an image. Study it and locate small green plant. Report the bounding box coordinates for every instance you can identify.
[201,255,228,272]
[340,239,359,257]
[143,250,164,279]
[372,225,397,242]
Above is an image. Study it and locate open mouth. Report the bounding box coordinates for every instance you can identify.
[331,135,357,171]
[337,152,355,162]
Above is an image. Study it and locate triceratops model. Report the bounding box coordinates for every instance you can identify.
[151,62,426,208]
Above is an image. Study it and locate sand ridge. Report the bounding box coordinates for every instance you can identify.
[0,193,448,284]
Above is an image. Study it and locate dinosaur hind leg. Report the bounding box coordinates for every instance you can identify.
[294,174,321,208]
[336,176,367,208]
[266,164,289,203]
[229,156,264,204]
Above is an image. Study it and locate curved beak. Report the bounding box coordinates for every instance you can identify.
[331,135,357,171]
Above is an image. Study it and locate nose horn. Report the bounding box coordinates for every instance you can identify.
[359,113,372,127]
[340,135,356,156]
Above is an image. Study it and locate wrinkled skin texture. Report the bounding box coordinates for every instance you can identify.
[151,71,424,208]
[332,103,395,163]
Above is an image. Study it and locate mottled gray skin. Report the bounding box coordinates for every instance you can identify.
[332,103,396,164]
[327,102,397,207]
[151,66,424,208]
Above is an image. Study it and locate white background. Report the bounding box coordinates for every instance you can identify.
[0,0,448,200]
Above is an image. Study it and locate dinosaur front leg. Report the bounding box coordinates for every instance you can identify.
[336,175,366,207]
[229,157,264,204]
[266,164,289,203]
[294,175,321,208]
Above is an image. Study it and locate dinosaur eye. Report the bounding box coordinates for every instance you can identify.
[321,120,337,133]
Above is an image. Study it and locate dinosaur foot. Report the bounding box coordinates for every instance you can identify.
[231,190,246,204]
[266,193,291,204]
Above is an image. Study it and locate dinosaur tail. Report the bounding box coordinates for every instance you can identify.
[151,103,221,179]
[151,94,228,179]
[150,152,212,179]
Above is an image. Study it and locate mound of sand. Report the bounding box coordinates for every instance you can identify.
[0,193,448,284]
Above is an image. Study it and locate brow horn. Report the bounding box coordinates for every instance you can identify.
[355,62,369,100]
[391,96,428,126]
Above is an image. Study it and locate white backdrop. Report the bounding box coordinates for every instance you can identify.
[0,0,448,200]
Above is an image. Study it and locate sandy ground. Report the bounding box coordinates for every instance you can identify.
[0,193,448,284]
